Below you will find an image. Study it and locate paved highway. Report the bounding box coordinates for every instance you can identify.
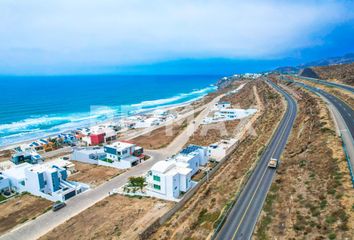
[216,80,297,240]
[292,74,354,93]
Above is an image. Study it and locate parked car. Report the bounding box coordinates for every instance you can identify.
[52,202,66,211]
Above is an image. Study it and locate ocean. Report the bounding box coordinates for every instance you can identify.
[0,75,219,147]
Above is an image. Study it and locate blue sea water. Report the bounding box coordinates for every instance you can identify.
[0,75,219,147]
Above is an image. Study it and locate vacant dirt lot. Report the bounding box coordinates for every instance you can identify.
[0,193,52,235]
[0,149,12,162]
[40,195,173,240]
[220,80,257,108]
[255,83,353,240]
[68,161,124,187]
[131,118,189,149]
[149,80,284,240]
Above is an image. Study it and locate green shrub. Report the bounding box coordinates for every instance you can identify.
[328,232,336,240]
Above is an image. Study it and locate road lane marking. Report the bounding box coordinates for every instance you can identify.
[230,85,296,240]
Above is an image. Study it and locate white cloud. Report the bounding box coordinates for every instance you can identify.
[0,0,353,73]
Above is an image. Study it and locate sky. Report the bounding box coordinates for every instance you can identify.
[0,0,354,75]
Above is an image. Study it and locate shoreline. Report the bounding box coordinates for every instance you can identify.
[0,90,215,151]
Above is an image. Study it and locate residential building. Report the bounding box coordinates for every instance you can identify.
[146,144,208,201]
[80,126,117,146]
[215,101,231,109]
[103,141,142,169]
[176,145,208,175]
[203,108,257,124]
[146,160,192,201]
[3,163,87,202]
[0,174,10,192]
[208,139,239,161]
[71,147,107,165]
[214,108,257,120]
[11,150,42,165]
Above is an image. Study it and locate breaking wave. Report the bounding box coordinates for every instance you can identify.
[0,85,216,147]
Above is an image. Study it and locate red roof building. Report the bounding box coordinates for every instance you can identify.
[90,133,105,145]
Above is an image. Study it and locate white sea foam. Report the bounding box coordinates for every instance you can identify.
[0,85,216,146]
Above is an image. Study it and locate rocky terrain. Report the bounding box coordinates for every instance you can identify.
[300,63,354,85]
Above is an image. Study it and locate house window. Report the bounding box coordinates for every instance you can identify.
[153,184,161,190]
[153,175,161,182]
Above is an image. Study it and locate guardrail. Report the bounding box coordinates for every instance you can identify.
[341,134,354,188]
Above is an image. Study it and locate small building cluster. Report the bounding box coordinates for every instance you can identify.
[120,109,177,129]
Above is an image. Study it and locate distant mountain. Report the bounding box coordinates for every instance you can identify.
[301,53,354,67]
[273,53,354,75]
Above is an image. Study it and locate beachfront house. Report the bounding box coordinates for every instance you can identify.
[146,144,208,201]
[3,163,87,202]
[103,141,143,169]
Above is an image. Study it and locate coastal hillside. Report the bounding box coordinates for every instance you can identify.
[300,63,354,86]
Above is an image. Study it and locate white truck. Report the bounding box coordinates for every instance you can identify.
[268,158,278,168]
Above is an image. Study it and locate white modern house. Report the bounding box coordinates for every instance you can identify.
[0,174,10,192]
[214,101,231,110]
[103,141,142,169]
[208,139,239,161]
[2,163,88,202]
[146,160,192,201]
[71,147,107,165]
[11,149,43,165]
[214,109,257,120]
[146,145,208,201]
[203,108,257,124]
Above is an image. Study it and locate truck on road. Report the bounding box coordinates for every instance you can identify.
[268,158,278,168]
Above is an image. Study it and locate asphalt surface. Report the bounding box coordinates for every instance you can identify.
[293,75,354,93]
[215,80,297,240]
